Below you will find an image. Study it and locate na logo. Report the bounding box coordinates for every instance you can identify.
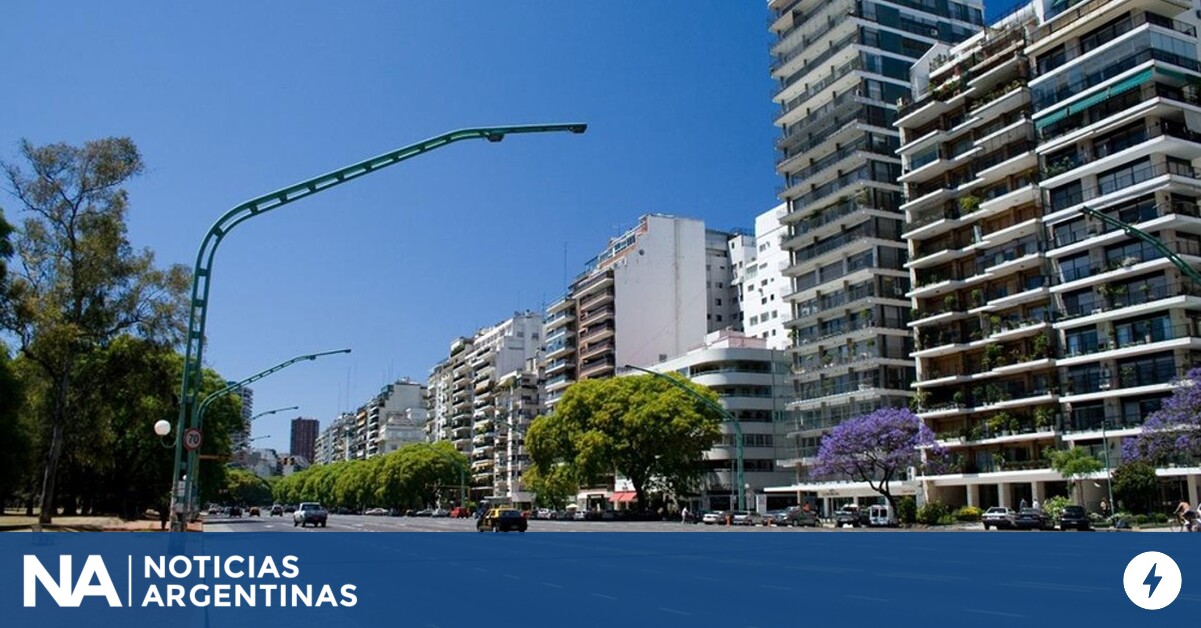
[23,555,122,607]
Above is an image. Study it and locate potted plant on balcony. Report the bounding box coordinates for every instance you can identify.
[958,195,982,214]
[944,294,958,311]
[989,314,1002,334]
[1033,333,1050,358]
[971,288,984,308]
[1034,406,1054,431]
[952,390,965,408]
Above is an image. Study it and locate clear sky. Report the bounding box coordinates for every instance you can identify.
[0,1,780,452]
[3,1,1024,452]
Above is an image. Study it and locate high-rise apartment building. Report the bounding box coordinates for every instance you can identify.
[231,386,254,464]
[542,214,736,407]
[769,0,984,491]
[289,417,319,465]
[901,0,1201,509]
[427,313,543,500]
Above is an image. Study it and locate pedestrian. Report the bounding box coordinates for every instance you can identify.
[681,506,689,524]
[1099,499,1110,518]
[159,503,169,531]
[1032,498,1040,511]
[1019,498,1028,510]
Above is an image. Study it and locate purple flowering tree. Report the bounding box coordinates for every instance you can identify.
[813,407,943,515]
[1123,367,1201,465]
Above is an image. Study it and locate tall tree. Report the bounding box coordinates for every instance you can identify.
[526,375,722,508]
[1122,367,1201,466]
[1,138,189,523]
[0,210,30,506]
[812,407,943,516]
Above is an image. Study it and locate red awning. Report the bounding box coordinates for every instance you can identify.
[609,491,637,503]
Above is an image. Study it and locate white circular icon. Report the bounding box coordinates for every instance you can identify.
[1123,551,1182,610]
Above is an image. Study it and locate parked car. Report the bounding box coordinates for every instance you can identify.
[982,506,1016,530]
[270,504,284,517]
[414,508,434,517]
[283,505,296,514]
[834,506,868,527]
[1059,505,1091,531]
[293,502,328,528]
[730,511,764,526]
[248,506,260,517]
[450,507,471,518]
[702,511,725,525]
[776,506,820,527]
[1014,508,1054,530]
[477,508,528,532]
[432,508,450,518]
[364,508,389,516]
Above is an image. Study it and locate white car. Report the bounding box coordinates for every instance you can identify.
[702,511,725,525]
[982,506,1016,530]
[364,508,388,516]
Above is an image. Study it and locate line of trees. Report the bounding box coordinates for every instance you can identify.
[0,138,244,522]
[272,442,467,510]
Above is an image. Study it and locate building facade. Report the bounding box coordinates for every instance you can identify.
[734,204,792,350]
[902,0,1201,510]
[289,417,319,465]
[641,330,794,512]
[769,0,985,495]
[542,214,735,407]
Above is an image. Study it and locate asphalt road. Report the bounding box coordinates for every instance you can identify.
[203,514,985,532]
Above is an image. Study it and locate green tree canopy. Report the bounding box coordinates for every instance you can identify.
[1049,447,1103,505]
[526,374,722,508]
[1112,461,1158,514]
[1,138,189,523]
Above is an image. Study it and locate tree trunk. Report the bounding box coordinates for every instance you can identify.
[37,374,71,525]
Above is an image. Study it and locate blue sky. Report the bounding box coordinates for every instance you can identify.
[3,1,1023,452]
[0,1,779,451]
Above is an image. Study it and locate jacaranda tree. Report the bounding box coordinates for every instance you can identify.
[1122,367,1201,466]
[813,407,943,516]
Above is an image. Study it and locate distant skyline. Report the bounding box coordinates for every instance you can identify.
[0,2,780,452]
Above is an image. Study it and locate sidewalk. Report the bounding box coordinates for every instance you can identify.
[0,515,202,532]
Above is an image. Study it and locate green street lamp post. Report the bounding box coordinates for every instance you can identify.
[251,406,301,422]
[167,123,585,531]
[623,364,747,511]
[173,348,351,529]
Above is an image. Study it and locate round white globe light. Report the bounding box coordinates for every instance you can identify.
[153,420,171,437]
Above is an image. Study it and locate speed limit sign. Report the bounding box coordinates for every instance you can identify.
[183,428,203,451]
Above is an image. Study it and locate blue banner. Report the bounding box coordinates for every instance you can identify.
[3,532,1195,626]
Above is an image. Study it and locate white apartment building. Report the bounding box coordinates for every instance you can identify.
[640,330,794,512]
[735,204,792,350]
[542,214,735,406]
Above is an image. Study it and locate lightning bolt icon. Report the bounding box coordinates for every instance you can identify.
[1144,563,1162,598]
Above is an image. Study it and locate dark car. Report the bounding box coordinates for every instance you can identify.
[1014,508,1053,530]
[477,508,528,533]
[293,502,328,528]
[1058,505,1091,531]
[270,504,284,517]
[777,506,820,527]
[227,505,242,517]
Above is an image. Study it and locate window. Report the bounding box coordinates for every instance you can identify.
[716,298,723,306]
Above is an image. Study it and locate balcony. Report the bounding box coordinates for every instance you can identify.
[1047,160,1201,214]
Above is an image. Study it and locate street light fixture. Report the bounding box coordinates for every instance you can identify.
[623,364,747,511]
[171,348,351,530]
[251,406,300,421]
[169,123,586,531]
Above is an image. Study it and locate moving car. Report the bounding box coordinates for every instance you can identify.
[982,506,1016,530]
[1058,505,1091,531]
[477,508,528,532]
[227,505,242,518]
[293,502,328,528]
[1014,508,1053,530]
[248,506,260,517]
[270,504,284,517]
